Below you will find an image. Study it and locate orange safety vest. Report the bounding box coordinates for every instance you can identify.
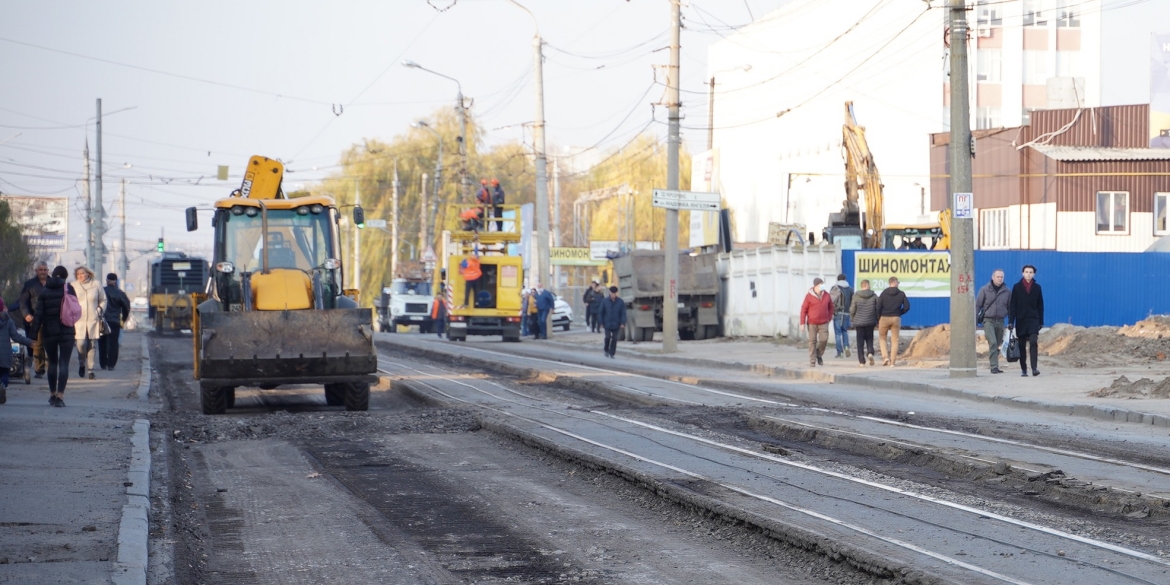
[459,256,481,281]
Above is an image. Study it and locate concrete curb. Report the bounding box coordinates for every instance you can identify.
[114,336,153,585]
[634,350,1170,428]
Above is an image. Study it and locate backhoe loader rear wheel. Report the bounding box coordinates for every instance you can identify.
[324,384,345,406]
[201,384,229,415]
[344,382,370,411]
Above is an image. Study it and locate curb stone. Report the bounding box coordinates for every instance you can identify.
[114,337,152,585]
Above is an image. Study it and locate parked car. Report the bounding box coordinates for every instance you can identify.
[552,295,573,331]
[131,296,148,310]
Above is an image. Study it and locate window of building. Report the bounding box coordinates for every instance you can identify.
[977,49,1002,82]
[976,0,1002,25]
[981,208,1010,249]
[1023,50,1050,85]
[1056,0,1080,27]
[1056,51,1080,78]
[1023,0,1048,27]
[1096,191,1129,234]
[1156,192,1169,235]
[976,106,1001,130]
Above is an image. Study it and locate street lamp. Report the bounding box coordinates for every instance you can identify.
[85,102,138,277]
[401,60,468,205]
[707,65,750,151]
[503,0,551,331]
[412,120,444,249]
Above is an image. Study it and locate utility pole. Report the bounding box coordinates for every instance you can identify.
[662,0,682,353]
[707,76,716,151]
[83,141,92,267]
[456,97,469,203]
[94,98,106,276]
[118,179,128,280]
[552,157,560,288]
[392,161,399,280]
[533,28,551,335]
[353,184,362,291]
[420,172,429,257]
[948,0,976,378]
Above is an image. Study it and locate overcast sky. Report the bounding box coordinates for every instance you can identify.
[0,0,1162,256]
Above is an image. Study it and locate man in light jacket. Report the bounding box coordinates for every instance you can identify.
[799,278,834,367]
[974,269,1011,374]
[876,277,910,367]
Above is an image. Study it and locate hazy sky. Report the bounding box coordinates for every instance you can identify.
[0,0,788,255]
[0,0,1163,257]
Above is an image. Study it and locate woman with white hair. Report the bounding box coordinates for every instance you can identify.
[72,266,107,380]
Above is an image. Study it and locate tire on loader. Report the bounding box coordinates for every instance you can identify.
[344,382,370,411]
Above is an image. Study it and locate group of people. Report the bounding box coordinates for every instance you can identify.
[1,261,131,407]
[800,265,1045,376]
[459,178,507,233]
[520,283,556,339]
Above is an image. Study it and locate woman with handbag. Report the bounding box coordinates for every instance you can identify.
[72,266,107,380]
[32,266,77,406]
[1008,264,1044,377]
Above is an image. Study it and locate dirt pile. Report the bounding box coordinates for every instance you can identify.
[905,324,950,359]
[1089,375,1170,399]
[1037,319,1170,367]
[1117,315,1170,340]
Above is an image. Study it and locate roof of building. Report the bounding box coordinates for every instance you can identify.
[1030,145,1170,162]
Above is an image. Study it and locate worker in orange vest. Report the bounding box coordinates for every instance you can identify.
[460,207,483,232]
[459,253,482,308]
[430,282,446,338]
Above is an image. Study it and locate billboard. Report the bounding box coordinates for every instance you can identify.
[1151,33,1170,148]
[1,195,68,253]
[854,251,951,298]
[688,149,721,247]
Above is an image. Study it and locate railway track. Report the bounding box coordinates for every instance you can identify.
[378,348,1170,585]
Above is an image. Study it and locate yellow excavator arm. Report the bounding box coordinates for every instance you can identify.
[842,101,885,249]
[239,155,285,199]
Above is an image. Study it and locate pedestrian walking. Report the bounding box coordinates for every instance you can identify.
[582,281,599,332]
[99,273,131,371]
[525,288,539,337]
[975,269,1011,374]
[32,266,77,407]
[490,178,505,232]
[849,279,879,366]
[597,286,627,358]
[520,289,531,336]
[1009,264,1044,377]
[72,266,107,380]
[17,261,50,378]
[533,283,555,339]
[432,283,447,338]
[0,298,35,404]
[876,276,910,366]
[589,282,603,333]
[799,277,834,367]
[829,273,853,358]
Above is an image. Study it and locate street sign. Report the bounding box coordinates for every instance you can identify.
[953,192,973,219]
[551,247,606,266]
[421,246,437,263]
[651,189,720,211]
[365,218,387,229]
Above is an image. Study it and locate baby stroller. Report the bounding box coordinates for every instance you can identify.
[10,342,31,385]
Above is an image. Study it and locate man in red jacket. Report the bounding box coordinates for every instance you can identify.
[800,277,834,367]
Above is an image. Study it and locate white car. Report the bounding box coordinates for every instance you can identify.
[131,296,148,310]
[552,296,573,331]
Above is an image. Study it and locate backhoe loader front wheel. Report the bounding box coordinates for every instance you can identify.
[201,384,231,415]
[344,382,370,411]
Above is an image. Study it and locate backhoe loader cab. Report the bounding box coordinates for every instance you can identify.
[185,156,378,414]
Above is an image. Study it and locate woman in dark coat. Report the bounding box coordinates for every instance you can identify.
[1008,264,1044,378]
[32,266,76,406]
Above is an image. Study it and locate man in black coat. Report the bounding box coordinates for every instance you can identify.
[1009,264,1044,377]
[17,261,50,377]
[597,286,627,358]
[876,277,910,366]
[99,273,132,371]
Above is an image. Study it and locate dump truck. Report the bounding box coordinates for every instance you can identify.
[612,250,720,342]
[439,203,524,342]
[185,155,378,414]
[378,261,435,333]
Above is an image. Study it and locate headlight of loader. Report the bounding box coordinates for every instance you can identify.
[216,262,235,274]
[323,258,341,270]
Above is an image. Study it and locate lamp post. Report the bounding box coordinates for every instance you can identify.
[402,61,468,205]
[707,64,751,151]
[412,120,444,250]
[85,103,136,276]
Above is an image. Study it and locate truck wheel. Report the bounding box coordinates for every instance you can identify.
[562,321,571,331]
[637,327,654,342]
[324,383,344,406]
[679,328,696,341]
[705,325,719,339]
[344,382,370,411]
[201,385,228,415]
[225,388,236,409]
[387,321,397,333]
[693,326,707,341]
[154,313,163,334]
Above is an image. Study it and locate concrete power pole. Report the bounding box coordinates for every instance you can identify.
[533,30,551,335]
[353,184,361,291]
[662,0,682,354]
[552,157,560,288]
[118,179,128,280]
[93,98,106,276]
[83,141,92,267]
[420,173,429,257]
[948,0,976,378]
[392,161,399,280]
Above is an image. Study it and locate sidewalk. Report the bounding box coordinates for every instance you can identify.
[547,328,1170,427]
[0,331,153,585]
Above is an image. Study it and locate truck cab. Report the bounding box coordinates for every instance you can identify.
[379,278,434,333]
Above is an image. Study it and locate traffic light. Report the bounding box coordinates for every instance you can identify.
[354,206,366,229]
[157,237,164,253]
